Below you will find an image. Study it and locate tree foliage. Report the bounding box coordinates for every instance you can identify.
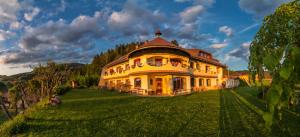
[248,0,300,130]
[90,42,142,74]
[33,61,72,97]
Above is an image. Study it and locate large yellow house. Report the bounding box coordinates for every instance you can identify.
[99,31,226,96]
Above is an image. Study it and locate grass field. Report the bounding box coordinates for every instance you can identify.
[1,87,300,136]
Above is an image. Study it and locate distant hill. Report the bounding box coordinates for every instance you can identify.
[0,72,34,82]
[0,63,85,83]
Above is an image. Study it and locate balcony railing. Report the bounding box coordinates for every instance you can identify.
[103,61,219,78]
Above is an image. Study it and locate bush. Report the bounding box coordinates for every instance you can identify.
[74,75,99,88]
[0,115,28,136]
[53,85,70,95]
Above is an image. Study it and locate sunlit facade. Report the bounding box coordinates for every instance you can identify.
[99,31,226,96]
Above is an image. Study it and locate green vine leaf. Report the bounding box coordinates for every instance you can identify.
[263,54,278,70]
[279,64,292,80]
[248,0,300,130]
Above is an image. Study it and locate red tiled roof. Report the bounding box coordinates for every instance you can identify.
[104,55,128,68]
[141,37,177,47]
[104,36,226,68]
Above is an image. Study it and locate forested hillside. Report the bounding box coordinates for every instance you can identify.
[89,42,143,74]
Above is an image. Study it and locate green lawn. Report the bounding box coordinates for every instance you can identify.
[1,87,300,136]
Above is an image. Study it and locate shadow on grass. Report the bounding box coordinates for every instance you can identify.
[219,90,269,137]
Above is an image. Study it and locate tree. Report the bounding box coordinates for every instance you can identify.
[8,86,22,114]
[15,81,29,109]
[0,81,12,120]
[171,40,179,46]
[27,79,41,103]
[248,0,300,130]
[33,61,72,98]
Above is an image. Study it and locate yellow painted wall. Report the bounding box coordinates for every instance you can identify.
[100,52,224,94]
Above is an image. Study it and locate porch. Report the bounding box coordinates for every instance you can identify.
[129,74,192,96]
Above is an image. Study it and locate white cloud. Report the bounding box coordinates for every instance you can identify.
[239,0,292,18]
[9,21,23,30]
[219,26,233,37]
[241,41,251,48]
[0,64,32,76]
[0,30,15,41]
[175,0,215,6]
[180,5,204,23]
[24,7,40,21]
[210,43,228,49]
[1,11,106,64]
[0,0,20,24]
[108,0,164,36]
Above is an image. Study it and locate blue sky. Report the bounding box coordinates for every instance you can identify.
[0,0,292,75]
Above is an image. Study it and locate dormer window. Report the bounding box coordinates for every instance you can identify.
[198,52,204,56]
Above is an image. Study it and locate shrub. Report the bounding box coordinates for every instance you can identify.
[53,85,70,95]
[0,115,28,136]
[74,75,99,88]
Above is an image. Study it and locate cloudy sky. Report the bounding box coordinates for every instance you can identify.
[0,0,292,75]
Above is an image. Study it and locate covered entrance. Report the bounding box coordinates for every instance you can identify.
[155,78,163,95]
[172,77,186,94]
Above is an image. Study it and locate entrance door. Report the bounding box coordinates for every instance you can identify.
[156,78,163,95]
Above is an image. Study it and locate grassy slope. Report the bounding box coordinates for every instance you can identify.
[235,87,300,136]
[21,89,221,137]
[1,88,299,136]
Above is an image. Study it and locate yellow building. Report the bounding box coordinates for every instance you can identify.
[99,31,226,96]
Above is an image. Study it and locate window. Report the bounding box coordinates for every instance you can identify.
[125,64,130,70]
[116,80,122,86]
[147,57,163,66]
[133,58,141,67]
[155,59,162,66]
[109,81,114,87]
[170,59,181,67]
[125,79,130,85]
[150,79,153,85]
[199,52,204,56]
[207,79,211,87]
[173,77,183,91]
[134,78,141,88]
[191,77,195,87]
[196,63,200,70]
[109,69,115,75]
[116,66,123,73]
[206,66,210,73]
[199,78,203,86]
[190,62,194,69]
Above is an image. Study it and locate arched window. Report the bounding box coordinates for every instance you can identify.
[199,78,204,86]
[134,78,141,88]
[196,63,200,70]
[206,79,211,87]
[205,66,210,73]
[133,58,141,68]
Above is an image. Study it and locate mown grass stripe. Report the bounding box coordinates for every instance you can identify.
[230,90,264,116]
